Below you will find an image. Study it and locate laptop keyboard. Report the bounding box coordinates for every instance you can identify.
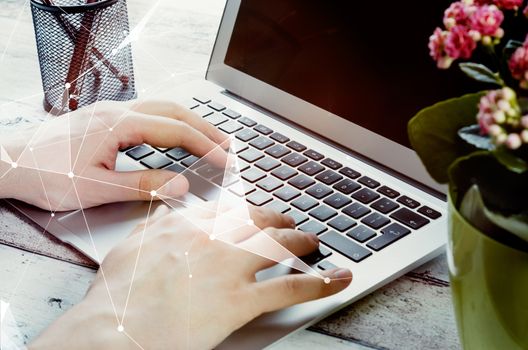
[122,97,442,269]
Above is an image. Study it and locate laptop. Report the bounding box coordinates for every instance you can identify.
[11,0,477,348]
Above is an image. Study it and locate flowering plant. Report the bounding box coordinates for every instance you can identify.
[408,0,528,245]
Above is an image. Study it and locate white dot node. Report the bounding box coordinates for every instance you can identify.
[209,235,216,240]
[188,274,193,279]
[51,213,55,217]
[64,83,71,89]
[67,172,74,179]
[117,325,124,332]
[184,251,188,256]
[150,190,157,197]
[247,219,254,226]
[324,277,331,284]
[29,147,34,152]
[141,89,146,93]
[109,127,113,132]
[11,162,17,169]
[170,73,175,77]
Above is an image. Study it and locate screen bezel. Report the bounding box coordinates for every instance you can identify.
[206,0,444,194]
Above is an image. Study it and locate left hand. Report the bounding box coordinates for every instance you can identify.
[0,99,228,211]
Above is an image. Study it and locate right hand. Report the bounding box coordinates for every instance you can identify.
[30,205,352,350]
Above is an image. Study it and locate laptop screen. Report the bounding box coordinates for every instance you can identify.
[224,0,486,148]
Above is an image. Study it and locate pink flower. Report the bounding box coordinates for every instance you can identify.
[470,5,504,36]
[444,2,475,29]
[428,28,454,69]
[493,0,523,10]
[509,42,528,89]
[445,25,478,59]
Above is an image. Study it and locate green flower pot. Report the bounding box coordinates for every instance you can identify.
[448,197,528,350]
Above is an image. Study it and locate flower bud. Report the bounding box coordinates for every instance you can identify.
[493,110,506,123]
[521,115,528,128]
[505,133,522,150]
[497,99,510,111]
[521,129,528,143]
[488,124,503,136]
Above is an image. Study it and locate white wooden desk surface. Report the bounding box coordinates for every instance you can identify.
[0,1,460,349]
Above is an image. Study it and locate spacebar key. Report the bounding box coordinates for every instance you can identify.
[166,163,221,201]
[320,231,372,262]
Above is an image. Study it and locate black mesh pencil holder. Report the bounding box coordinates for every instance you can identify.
[30,0,136,114]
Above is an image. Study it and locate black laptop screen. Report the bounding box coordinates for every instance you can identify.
[224,0,486,148]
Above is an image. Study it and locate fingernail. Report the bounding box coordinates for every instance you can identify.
[160,175,188,197]
[330,268,352,281]
[308,232,319,244]
[285,215,296,228]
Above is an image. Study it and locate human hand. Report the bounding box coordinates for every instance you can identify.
[29,205,352,350]
[0,100,228,211]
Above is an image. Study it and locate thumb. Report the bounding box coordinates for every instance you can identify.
[98,169,190,202]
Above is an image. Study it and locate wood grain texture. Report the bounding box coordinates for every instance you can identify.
[0,0,460,349]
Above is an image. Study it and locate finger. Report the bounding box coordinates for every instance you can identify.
[248,206,296,230]
[237,228,319,271]
[253,268,352,314]
[128,99,228,145]
[121,113,228,168]
[94,168,190,203]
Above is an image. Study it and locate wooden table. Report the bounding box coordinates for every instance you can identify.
[0,1,460,349]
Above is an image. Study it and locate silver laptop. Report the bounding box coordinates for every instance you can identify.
[12,0,467,348]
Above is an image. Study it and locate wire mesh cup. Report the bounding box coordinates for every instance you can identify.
[30,0,136,114]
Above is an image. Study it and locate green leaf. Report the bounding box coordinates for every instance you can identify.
[459,63,504,86]
[493,147,528,174]
[458,125,494,151]
[408,92,485,183]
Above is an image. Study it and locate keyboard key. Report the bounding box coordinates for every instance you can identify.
[282,153,308,167]
[229,181,255,197]
[223,109,241,119]
[298,161,325,176]
[242,168,266,183]
[219,120,243,134]
[304,149,324,161]
[339,167,361,179]
[321,158,342,170]
[126,145,154,160]
[302,246,332,265]
[274,186,301,202]
[288,209,309,226]
[182,155,200,167]
[318,260,338,271]
[165,162,186,174]
[320,231,372,262]
[239,148,264,163]
[249,136,274,150]
[316,170,343,185]
[212,173,238,187]
[193,96,211,104]
[347,225,376,243]
[358,176,380,189]
[153,146,168,152]
[309,205,337,222]
[367,223,411,251]
[256,177,283,192]
[342,203,371,219]
[166,148,190,161]
[255,157,281,172]
[265,144,291,158]
[291,195,319,211]
[377,185,400,199]
[236,160,250,172]
[193,105,214,117]
[352,188,380,204]
[288,174,315,190]
[265,200,290,214]
[286,141,307,152]
[333,179,361,194]
[370,198,399,214]
[204,113,228,126]
[270,132,290,143]
[397,195,421,209]
[306,183,333,199]
[208,101,226,111]
[184,98,199,109]
[238,116,257,127]
[328,215,356,232]
[236,128,259,142]
[247,191,273,206]
[418,206,442,219]
[272,166,298,180]
[232,140,248,154]
[140,153,172,169]
[323,193,351,209]
[361,212,390,229]
[390,208,430,229]
[299,221,328,235]
[254,124,273,135]
[196,164,223,179]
